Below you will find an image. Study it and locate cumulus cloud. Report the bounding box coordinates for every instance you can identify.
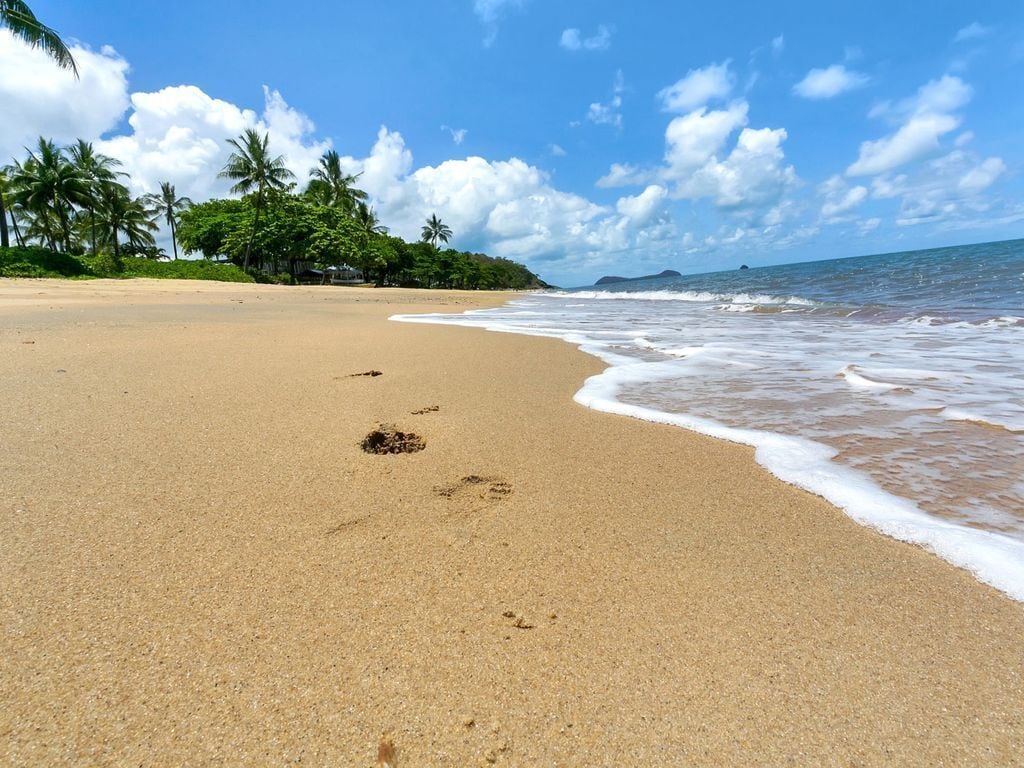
[818,175,868,220]
[596,162,652,188]
[663,102,749,178]
[868,149,1007,227]
[615,185,668,226]
[793,64,869,99]
[657,61,734,113]
[0,30,130,162]
[599,95,796,215]
[560,25,613,51]
[327,127,678,271]
[586,70,625,128]
[94,85,330,201]
[675,125,797,209]
[847,75,972,176]
[549,143,567,157]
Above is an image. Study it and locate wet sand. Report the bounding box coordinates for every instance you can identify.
[1,278,1022,766]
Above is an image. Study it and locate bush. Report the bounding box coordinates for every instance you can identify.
[0,246,92,278]
[113,258,255,283]
[0,247,255,283]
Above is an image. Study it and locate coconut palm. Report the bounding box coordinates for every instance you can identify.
[355,202,387,237]
[9,138,90,251]
[307,149,367,213]
[1,1,77,76]
[218,129,294,269]
[144,181,192,260]
[97,181,156,261]
[68,140,122,256]
[421,213,452,250]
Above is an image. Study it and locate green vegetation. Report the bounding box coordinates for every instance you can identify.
[0,246,253,281]
[1,126,545,289]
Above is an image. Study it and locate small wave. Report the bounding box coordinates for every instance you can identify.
[838,365,911,393]
[941,408,1024,433]
[551,290,819,306]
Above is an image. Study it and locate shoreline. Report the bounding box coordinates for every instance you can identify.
[394,301,1024,603]
[2,279,1022,765]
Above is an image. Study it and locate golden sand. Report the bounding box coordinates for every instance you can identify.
[1,279,1022,766]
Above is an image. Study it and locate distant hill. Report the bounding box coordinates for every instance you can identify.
[595,269,681,286]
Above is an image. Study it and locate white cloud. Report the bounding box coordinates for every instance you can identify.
[958,156,1005,192]
[586,70,625,128]
[663,102,749,177]
[818,175,868,220]
[615,185,668,226]
[0,30,130,163]
[674,125,798,209]
[657,61,734,113]
[771,35,785,55]
[596,162,651,188]
[549,143,566,157]
[793,65,869,99]
[441,125,468,145]
[859,217,881,233]
[867,149,1007,227]
[560,25,612,52]
[325,127,676,273]
[847,75,972,176]
[94,85,329,201]
[473,0,525,46]
[954,22,991,43]
[599,98,796,213]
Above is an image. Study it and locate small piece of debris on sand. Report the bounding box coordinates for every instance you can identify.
[349,370,383,377]
[378,737,396,767]
[361,424,425,455]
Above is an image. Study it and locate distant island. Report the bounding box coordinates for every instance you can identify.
[595,269,681,286]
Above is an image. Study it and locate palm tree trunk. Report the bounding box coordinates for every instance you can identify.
[89,206,97,257]
[0,190,9,249]
[243,188,263,271]
[170,216,178,260]
[11,212,24,247]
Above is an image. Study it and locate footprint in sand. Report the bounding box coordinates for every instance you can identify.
[434,475,514,511]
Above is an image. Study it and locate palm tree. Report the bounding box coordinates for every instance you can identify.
[68,140,122,256]
[1,1,77,76]
[9,138,89,251]
[355,202,387,237]
[97,181,156,261]
[144,181,192,260]
[421,213,453,250]
[218,129,294,270]
[307,149,367,213]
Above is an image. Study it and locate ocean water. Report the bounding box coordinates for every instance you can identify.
[393,239,1024,601]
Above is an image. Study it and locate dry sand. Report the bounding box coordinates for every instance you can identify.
[1,278,1022,766]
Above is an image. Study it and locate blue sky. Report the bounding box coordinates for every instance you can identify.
[4,0,1023,285]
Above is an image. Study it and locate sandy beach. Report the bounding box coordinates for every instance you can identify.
[1,278,1022,766]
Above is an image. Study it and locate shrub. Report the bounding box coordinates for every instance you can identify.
[0,247,92,278]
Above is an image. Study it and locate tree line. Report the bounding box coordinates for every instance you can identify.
[0,130,544,289]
